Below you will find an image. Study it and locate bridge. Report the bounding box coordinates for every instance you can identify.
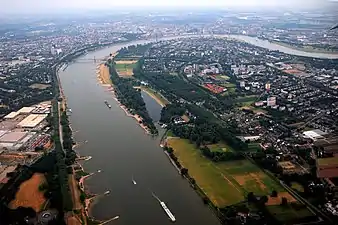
[73,56,108,63]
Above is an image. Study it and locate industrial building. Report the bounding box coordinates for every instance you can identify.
[0,102,51,152]
[17,114,48,129]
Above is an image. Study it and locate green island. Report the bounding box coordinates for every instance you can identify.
[105,57,158,135]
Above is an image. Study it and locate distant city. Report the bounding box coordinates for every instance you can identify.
[0,5,338,225]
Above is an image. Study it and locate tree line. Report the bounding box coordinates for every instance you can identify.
[106,60,158,135]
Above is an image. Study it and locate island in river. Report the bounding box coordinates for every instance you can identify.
[57,34,336,225]
[58,40,222,225]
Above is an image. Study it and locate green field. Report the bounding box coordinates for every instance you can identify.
[236,95,258,106]
[317,157,338,166]
[267,204,314,223]
[114,63,136,70]
[247,142,262,152]
[207,142,234,152]
[168,139,288,207]
[114,61,137,76]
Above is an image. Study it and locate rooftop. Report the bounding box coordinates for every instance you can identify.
[17,114,47,128]
[0,131,27,143]
[17,107,35,114]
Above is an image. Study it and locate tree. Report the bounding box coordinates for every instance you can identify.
[80,192,86,203]
[247,192,256,202]
[166,147,174,154]
[259,195,268,205]
[181,168,188,176]
[281,197,288,206]
[202,197,209,205]
[271,190,278,197]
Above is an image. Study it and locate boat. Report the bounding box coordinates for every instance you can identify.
[104,100,112,109]
[132,175,137,184]
[104,191,110,195]
[97,170,101,173]
[160,201,176,222]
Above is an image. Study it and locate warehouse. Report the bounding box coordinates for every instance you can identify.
[17,107,35,114]
[0,131,28,143]
[3,111,20,120]
[17,114,48,128]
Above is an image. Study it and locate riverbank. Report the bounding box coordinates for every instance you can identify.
[271,40,338,54]
[97,64,112,86]
[141,87,169,107]
[96,61,154,135]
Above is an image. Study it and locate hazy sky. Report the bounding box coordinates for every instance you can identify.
[1,0,333,13]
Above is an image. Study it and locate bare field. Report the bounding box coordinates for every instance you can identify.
[267,192,297,206]
[97,64,112,85]
[115,60,138,64]
[9,173,46,212]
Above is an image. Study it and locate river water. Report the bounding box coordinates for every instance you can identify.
[59,42,221,225]
[58,36,336,225]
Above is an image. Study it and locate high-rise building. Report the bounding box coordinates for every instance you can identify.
[239,81,245,88]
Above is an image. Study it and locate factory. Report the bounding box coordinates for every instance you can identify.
[0,103,51,152]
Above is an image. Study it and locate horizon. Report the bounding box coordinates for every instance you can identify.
[1,0,337,15]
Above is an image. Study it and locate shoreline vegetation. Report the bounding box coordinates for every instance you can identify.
[270,40,338,54]
[57,66,103,225]
[101,57,158,135]
[140,87,169,107]
[96,62,154,134]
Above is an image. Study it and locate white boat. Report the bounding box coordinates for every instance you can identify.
[97,170,101,173]
[113,216,119,220]
[104,190,110,195]
[132,179,137,185]
[160,202,176,222]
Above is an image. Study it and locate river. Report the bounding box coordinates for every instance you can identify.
[225,35,338,59]
[58,35,336,225]
[58,42,221,225]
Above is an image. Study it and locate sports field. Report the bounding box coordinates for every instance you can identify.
[207,142,233,152]
[114,60,138,77]
[167,139,294,207]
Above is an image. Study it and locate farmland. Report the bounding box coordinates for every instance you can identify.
[167,139,293,207]
[9,173,47,212]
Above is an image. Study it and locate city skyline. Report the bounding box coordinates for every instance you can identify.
[0,0,334,14]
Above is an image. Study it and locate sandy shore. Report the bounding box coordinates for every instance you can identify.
[117,99,151,134]
[97,64,112,86]
[95,62,152,135]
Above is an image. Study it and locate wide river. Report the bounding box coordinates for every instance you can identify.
[58,36,337,225]
[59,40,222,225]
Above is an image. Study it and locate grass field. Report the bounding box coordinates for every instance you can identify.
[317,157,338,166]
[207,142,234,152]
[9,173,46,212]
[167,139,292,207]
[114,60,138,77]
[267,203,314,223]
[236,95,258,107]
[247,142,262,152]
